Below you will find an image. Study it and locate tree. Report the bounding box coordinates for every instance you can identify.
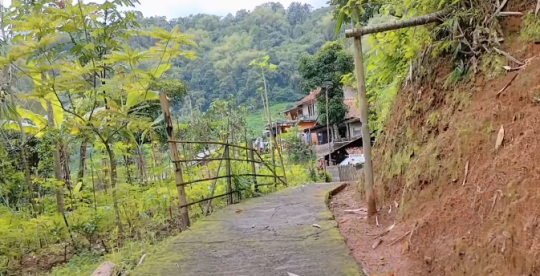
[2,0,195,236]
[250,55,287,184]
[330,0,382,27]
[298,41,354,137]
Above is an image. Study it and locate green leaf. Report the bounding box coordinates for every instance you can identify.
[126,91,160,109]
[16,107,47,129]
[152,63,171,79]
[40,93,64,128]
[334,11,345,40]
[73,182,83,194]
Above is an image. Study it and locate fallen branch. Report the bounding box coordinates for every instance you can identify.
[494,47,524,65]
[137,253,147,266]
[372,223,395,239]
[490,190,503,215]
[495,0,508,14]
[536,0,540,16]
[344,208,367,214]
[462,160,469,186]
[390,230,412,245]
[496,73,519,97]
[498,11,524,16]
[372,239,383,249]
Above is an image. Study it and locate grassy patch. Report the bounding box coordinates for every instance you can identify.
[245,103,294,135]
[481,53,507,80]
[427,111,442,128]
[521,12,540,42]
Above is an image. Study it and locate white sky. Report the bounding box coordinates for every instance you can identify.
[2,0,328,18]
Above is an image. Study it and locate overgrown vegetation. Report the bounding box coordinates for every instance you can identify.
[0,1,315,275]
[333,0,510,133]
[520,11,540,42]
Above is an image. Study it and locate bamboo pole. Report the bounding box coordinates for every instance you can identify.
[168,140,287,186]
[249,143,259,193]
[346,9,450,217]
[159,93,190,229]
[345,9,450,38]
[225,145,233,205]
[352,36,377,217]
[204,152,225,215]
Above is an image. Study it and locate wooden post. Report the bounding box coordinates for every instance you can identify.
[90,153,97,212]
[225,145,233,205]
[345,9,450,218]
[249,145,259,193]
[351,37,377,217]
[159,93,190,229]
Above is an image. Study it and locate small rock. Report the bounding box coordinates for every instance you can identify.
[91,261,116,276]
[252,225,255,228]
[379,256,384,261]
[424,256,432,265]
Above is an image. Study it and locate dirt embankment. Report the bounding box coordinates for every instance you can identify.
[333,4,540,275]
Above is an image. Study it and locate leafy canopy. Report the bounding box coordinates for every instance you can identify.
[298,41,354,125]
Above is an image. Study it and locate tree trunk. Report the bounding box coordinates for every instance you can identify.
[159,93,190,229]
[124,150,133,184]
[261,69,287,185]
[60,144,74,210]
[104,142,124,236]
[137,145,146,183]
[9,93,36,214]
[101,157,109,192]
[47,101,65,214]
[76,140,88,185]
[60,144,72,192]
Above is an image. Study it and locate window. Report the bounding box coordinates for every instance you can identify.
[308,104,315,117]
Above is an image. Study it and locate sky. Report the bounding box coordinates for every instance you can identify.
[2,0,329,18]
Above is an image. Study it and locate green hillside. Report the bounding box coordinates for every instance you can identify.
[246,102,295,135]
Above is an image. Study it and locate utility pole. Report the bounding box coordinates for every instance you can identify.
[345,8,449,217]
[323,82,332,168]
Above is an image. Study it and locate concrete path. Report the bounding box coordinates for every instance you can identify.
[133,183,362,276]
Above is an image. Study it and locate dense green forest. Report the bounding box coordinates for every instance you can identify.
[129,3,339,111]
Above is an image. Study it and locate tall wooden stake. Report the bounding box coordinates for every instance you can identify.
[346,9,449,217]
[249,143,259,193]
[352,37,377,217]
[159,93,190,229]
[225,145,233,205]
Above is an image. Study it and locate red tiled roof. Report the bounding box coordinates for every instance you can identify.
[288,87,360,119]
[298,88,321,105]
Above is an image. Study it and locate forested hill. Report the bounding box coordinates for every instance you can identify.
[129,2,337,111]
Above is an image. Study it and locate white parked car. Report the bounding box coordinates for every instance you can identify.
[339,154,365,166]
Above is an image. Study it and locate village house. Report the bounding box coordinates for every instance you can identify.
[264,86,368,166]
[301,86,362,145]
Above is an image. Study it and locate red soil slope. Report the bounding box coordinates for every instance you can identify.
[333,5,540,275]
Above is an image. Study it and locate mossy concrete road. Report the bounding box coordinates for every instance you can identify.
[133,183,363,276]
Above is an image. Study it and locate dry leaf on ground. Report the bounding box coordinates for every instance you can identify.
[495,125,505,150]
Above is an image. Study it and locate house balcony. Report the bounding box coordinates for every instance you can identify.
[298,115,317,122]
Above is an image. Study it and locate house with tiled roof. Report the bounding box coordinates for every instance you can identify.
[299,86,362,145]
[265,86,363,151]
